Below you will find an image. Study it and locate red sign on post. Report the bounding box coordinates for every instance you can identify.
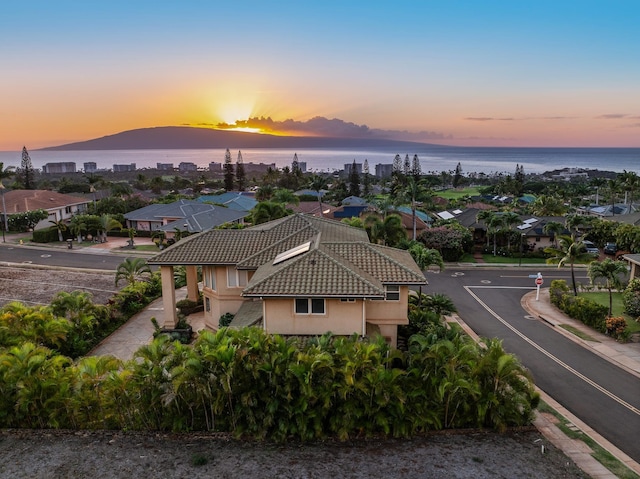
[535,277,544,286]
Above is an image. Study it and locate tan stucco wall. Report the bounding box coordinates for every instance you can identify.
[263,298,365,336]
[365,286,409,323]
[201,266,252,330]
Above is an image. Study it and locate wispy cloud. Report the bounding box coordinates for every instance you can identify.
[465,116,574,122]
[596,113,629,119]
[464,117,495,121]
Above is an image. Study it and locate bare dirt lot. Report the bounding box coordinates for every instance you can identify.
[0,265,119,307]
[0,428,587,479]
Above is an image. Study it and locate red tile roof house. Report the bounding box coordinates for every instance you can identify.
[1,190,90,230]
[148,214,427,347]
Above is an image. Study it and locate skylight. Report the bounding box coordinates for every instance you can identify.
[273,241,312,265]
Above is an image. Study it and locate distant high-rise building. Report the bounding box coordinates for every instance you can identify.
[83,162,97,173]
[156,163,174,171]
[178,162,198,172]
[113,163,136,172]
[42,162,76,174]
[344,163,363,175]
[209,162,222,172]
[375,163,393,178]
[298,162,307,173]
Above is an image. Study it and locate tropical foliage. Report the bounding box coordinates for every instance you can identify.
[544,235,596,296]
[115,258,152,286]
[0,325,538,437]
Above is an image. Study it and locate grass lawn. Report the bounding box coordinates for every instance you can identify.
[435,187,481,200]
[579,291,640,334]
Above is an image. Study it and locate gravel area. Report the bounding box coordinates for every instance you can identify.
[0,429,587,479]
[0,265,119,307]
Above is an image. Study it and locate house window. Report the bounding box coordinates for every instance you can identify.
[385,285,400,301]
[340,298,356,303]
[203,267,216,291]
[205,297,210,312]
[65,206,73,214]
[295,298,325,315]
[227,267,248,288]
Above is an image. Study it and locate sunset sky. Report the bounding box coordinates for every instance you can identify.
[2,1,639,150]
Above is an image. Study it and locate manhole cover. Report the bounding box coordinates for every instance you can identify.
[480,280,491,284]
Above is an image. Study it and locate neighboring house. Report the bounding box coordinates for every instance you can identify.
[124,199,247,235]
[578,203,637,217]
[605,212,640,227]
[197,192,258,212]
[1,190,90,230]
[623,254,640,280]
[148,214,427,347]
[289,201,338,217]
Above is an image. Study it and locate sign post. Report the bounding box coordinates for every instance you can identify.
[535,272,544,301]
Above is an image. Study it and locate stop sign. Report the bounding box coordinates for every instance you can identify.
[535,277,544,286]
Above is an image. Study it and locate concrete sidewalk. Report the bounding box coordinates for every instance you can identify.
[89,287,206,361]
[522,288,640,378]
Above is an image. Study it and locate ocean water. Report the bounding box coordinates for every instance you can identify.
[0,146,638,176]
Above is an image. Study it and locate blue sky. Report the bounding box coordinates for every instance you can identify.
[1,1,639,149]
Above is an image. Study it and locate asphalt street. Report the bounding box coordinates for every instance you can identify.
[427,267,640,464]
[0,243,140,271]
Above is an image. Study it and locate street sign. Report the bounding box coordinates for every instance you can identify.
[535,277,543,286]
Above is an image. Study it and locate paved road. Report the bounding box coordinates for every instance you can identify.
[0,244,141,271]
[427,267,640,464]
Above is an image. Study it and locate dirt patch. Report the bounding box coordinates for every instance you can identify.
[0,429,587,479]
[0,265,119,307]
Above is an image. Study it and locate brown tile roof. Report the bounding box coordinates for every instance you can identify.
[149,213,368,266]
[149,212,426,298]
[323,243,427,284]
[243,247,385,297]
[1,190,90,214]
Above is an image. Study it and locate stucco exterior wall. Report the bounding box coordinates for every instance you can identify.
[365,286,409,323]
[263,298,365,336]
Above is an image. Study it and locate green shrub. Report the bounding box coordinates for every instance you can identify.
[549,279,569,307]
[32,228,63,243]
[622,278,640,318]
[219,313,234,327]
[550,280,608,333]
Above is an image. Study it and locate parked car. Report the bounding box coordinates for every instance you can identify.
[604,242,617,255]
[582,240,600,256]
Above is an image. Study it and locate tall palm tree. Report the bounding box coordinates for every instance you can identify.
[530,194,567,216]
[0,162,15,240]
[115,258,152,286]
[588,259,628,316]
[620,170,639,210]
[475,210,496,248]
[272,188,299,206]
[589,177,607,206]
[397,177,431,240]
[307,175,330,217]
[606,178,620,216]
[502,212,520,251]
[542,221,564,248]
[486,214,505,256]
[544,235,595,296]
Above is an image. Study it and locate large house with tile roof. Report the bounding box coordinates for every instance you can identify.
[1,189,90,230]
[124,199,247,235]
[148,213,427,347]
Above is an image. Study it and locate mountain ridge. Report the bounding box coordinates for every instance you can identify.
[41,126,445,151]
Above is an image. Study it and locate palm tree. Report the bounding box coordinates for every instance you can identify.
[68,216,87,242]
[48,219,68,242]
[115,258,152,286]
[542,221,565,248]
[545,235,595,296]
[620,170,639,210]
[249,201,289,225]
[502,212,520,252]
[475,210,497,248]
[530,194,567,216]
[590,177,607,205]
[397,177,431,240]
[97,214,122,242]
[606,178,620,215]
[307,174,330,217]
[408,242,444,271]
[272,188,299,206]
[588,259,628,316]
[365,213,405,247]
[486,214,505,256]
[0,162,15,240]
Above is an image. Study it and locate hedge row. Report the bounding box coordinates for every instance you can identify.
[549,279,608,333]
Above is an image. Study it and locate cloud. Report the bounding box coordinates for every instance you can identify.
[465,116,575,122]
[214,116,452,141]
[464,117,495,121]
[596,114,628,119]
